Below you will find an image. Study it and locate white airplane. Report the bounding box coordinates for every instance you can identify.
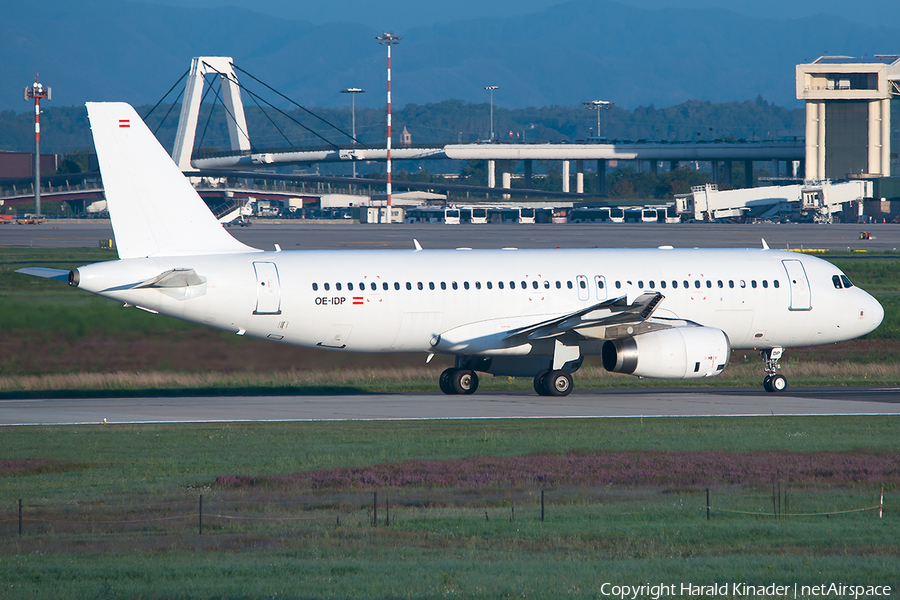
[18,103,884,396]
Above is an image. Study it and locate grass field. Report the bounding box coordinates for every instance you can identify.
[1,417,898,598]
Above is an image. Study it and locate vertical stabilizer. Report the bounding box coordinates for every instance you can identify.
[86,102,258,259]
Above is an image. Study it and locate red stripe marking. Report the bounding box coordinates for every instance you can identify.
[119,120,130,128]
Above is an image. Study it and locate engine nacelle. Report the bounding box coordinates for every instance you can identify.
[602,327,730,379]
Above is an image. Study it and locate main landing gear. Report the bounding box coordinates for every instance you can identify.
[533,369,574,397]
[439,368,479,395]
[761,347,787,393]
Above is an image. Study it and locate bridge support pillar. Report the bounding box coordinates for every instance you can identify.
[501,160,512,200]
[576,160,584,194]
[723,160,732,186]
[562,160,570,193]
[711,160,719,183]
[744,160,753,188]
[669,161,678,172]
[597,159,606,196]
[524,160,533,190]
[487,160,496,189]
[650,160,658,175]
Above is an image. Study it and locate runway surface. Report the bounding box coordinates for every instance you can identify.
[3,387,899,426]
[2,220,898,251]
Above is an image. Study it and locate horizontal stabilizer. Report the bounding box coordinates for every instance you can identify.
[86,102,259,259]
[15,267,70,282]
[133,268,204,289]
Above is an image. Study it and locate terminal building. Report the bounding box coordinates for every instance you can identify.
[796,55,900,181]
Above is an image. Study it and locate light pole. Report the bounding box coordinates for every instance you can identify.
[377,32,401,223]
[24,74,51,217]
[485,85,498,141]
[583,100,611,140]
[340,87,365,178]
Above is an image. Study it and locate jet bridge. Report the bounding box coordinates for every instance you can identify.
[675,180,872,222]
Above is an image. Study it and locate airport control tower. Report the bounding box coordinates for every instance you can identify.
[796,55,900,181]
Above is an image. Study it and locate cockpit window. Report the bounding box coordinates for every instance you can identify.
[832,275,842,289]
[841,275,853,289]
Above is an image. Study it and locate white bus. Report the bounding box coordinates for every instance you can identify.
[518,207,536,224]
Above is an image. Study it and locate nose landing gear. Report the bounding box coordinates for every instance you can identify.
[761,347,787,393]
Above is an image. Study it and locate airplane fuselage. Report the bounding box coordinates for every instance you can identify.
[73,247,883,362]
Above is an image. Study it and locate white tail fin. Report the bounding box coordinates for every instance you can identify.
[86,102,258,259]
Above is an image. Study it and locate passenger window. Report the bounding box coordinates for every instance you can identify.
[729,280,735,288]
[615,281,622,289]
[567,281,573,289]
[597,279,605,289]
[441,282,447,290]
[336,283,342,291]
[706,280,712,288]
[532,281,538,289]
[672,281,678,288]
[348,283,354,291]
[740,280,746,288]
[475,281,481,290]
[579,280,586,289]
[832,275,843,289]
[762,280,768,288]
[544,280,550,289]
[417,282,423,290]
[522,281,527,289]
[383,282,389,290]
[499,281,505,289]
[406,282,412,290]
[660,280,666,289]
[452,282,458,290]
[394,282,400,290]
[371,283,377,291]
[717,280,723,288]
[464,282,470,290]
[683,280,689,288]
[694,280,700,289]
[487,281,493,289]
[751,280,757,289]
[638,280,643,288]
[312,283,318,291]
[511,281,516,289]
[324,283,330,291]
[773,280,780,288]
[649,281,655,289]
[841,275,853,288]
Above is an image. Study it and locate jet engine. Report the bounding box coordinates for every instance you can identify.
[602,327,730,379]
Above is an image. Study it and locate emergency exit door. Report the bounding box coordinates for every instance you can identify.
[253,262,282,315]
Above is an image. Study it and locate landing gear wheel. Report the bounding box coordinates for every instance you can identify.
[439,368,457,395]
[452,369,479,395]
[763,375,773,392]
[768,374,787,393]
[546,370,573,397]
[533,370,550,396]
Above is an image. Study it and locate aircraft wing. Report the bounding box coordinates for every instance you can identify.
[15,267,70,282]
[504,292,665,342]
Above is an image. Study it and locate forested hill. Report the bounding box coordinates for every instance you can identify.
[0,97,803,156]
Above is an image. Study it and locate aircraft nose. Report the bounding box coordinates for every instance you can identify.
[869,295,884,331]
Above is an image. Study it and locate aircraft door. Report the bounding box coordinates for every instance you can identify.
[253,261,282,315]
[576,275,590,301]
[781,259,811,311]
[594,275,607,301]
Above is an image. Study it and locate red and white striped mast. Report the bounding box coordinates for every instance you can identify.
[377,32,401,223]
[24,74,50,217]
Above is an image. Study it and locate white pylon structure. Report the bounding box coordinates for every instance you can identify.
[172,57,251,171]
